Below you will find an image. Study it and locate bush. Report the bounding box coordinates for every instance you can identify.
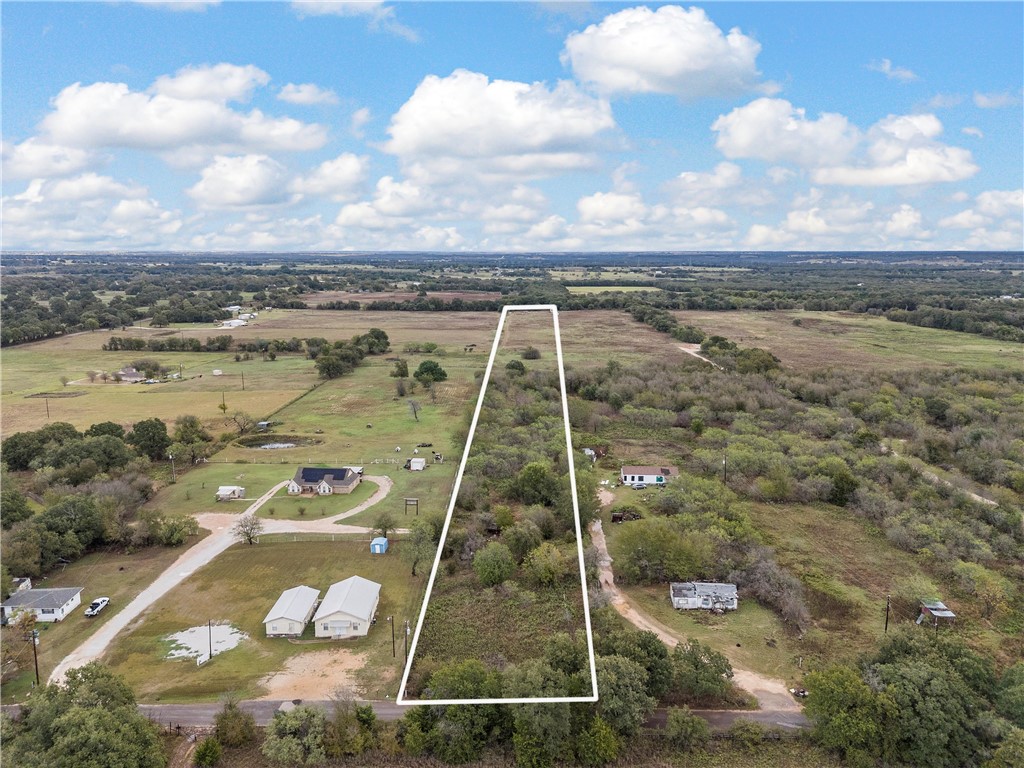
[193,736,222,767]
[215,700,257,747]
[664,706,711,750]
[522,346,541,360]
[576,714,620,766]
[728,718,768,750]
[473,541,515,586]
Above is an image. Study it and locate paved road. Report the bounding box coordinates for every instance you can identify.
[4,698,803,732]
[48,477,395,685]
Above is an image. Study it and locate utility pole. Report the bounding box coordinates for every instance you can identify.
[723,455,728,485]
[45,398,50,420]
[404,619,409,663]
[168,453,176,483]
[209,619,213,660]
[241,371,245,391]
[388,616,395,657]
[884,594,891,634]
[31,629,40,686]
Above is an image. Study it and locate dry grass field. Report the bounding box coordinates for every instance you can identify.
[671,309,1020,372]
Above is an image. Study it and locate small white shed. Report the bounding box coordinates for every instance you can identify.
[263,585,320,638]
[313,576,381,639]
[216,485,245,501]
[409,458,426,471]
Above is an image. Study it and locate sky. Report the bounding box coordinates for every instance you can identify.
[2,1,1022,253]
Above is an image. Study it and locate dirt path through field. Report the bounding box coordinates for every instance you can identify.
[256,648,368,700]
[677,343,722,369]
[589,517,800,713]
[50,478,395,684]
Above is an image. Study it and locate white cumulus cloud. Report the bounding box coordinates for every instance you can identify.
[384,69,615,183]
[187,154,294,208]
[152,63,269,102]
[290,153,368,201]
[278,83,339,105]
[712,98,860,167]
[1,138,97,179]
[973,91,1020,109]
[562,5,771,99]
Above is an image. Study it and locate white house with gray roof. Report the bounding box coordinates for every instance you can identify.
[1,588,83,624]
[313,576,381,639]
[263,585,320,638]
[670,582,738,611]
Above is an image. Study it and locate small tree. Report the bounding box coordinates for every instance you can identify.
[664,706,711,750]
[390,359,409,379]
[86,370,99,383]
[522,346,541,360]
[60,375,70,387]
[413,360,447,386]
[373,511,397,539]
[408,399,421,422]
[193,736,222,767]
[229,411,257,435]
[232,513,263,545]
[473,541,515,587]
[215,699,257,747]
[576,714,620,766]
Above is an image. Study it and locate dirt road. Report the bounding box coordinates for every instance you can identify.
[677,343,722,369]
[590,519,801,714]
[49,477,394,684]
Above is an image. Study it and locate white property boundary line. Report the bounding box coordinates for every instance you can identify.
[397,305,599,706]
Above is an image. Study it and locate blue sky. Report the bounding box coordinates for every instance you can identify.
[2,1,1021,252]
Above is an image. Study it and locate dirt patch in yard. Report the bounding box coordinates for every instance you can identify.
[256,648,369,700]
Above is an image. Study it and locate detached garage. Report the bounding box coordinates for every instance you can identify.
[313,576,381,639]
[263,585,320,638]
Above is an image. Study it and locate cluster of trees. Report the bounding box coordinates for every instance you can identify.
[0,285,138,346]
[1,663,165,767]
[313,328,390,379]
[403,625,732,767]
[806,630,1023,768]
[0,417,211,584]
[565,355,1022,630]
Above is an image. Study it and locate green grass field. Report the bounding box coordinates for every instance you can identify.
[0,535,209,703]
[104,540,424,702]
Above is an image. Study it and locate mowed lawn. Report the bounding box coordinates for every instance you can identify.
[104,540,425,702]
[0,536,209,703]
[670,309,1021,372]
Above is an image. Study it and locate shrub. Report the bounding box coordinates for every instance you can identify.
[728,719,768,750]
[473,541,515,586]
[576,714,620,766]
[193,736,222,767]
[215,700,257,747]
[664,706,711,750]
[522,346,541,360]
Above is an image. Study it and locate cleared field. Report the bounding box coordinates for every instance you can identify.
[0,536,210,703]
[302,290,502,304]
[672,309,1021,371]
[104,540,423,702]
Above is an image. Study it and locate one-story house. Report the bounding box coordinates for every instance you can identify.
[263,585,320,638]
[1,588,83,624]
[116,366,146,383]
[670,582,738,611]
[313,576,381,638]
[370,537,389,554]
[620,465,678,486]
[287,467,361,496]
[216,485,245,501]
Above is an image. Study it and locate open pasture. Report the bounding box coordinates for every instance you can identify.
[672,309,1021,372]
[103,540,423,702]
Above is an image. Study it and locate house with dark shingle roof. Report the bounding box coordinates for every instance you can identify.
[1,587,83,624]
[287,467,361,496]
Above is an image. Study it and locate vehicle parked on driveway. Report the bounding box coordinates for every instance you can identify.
[84,597,110,617]
[631,482,647,490]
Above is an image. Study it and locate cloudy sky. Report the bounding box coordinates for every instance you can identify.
[2,1,1022,252]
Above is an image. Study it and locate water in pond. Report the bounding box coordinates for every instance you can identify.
[259,442,297,449]
[165,624,247,659]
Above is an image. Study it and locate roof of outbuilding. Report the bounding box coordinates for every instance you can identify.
[313,576,381,622]
[2,588,83,610]
[671,582,738,598]
[621,465,677,476]
[263,585,320,624]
